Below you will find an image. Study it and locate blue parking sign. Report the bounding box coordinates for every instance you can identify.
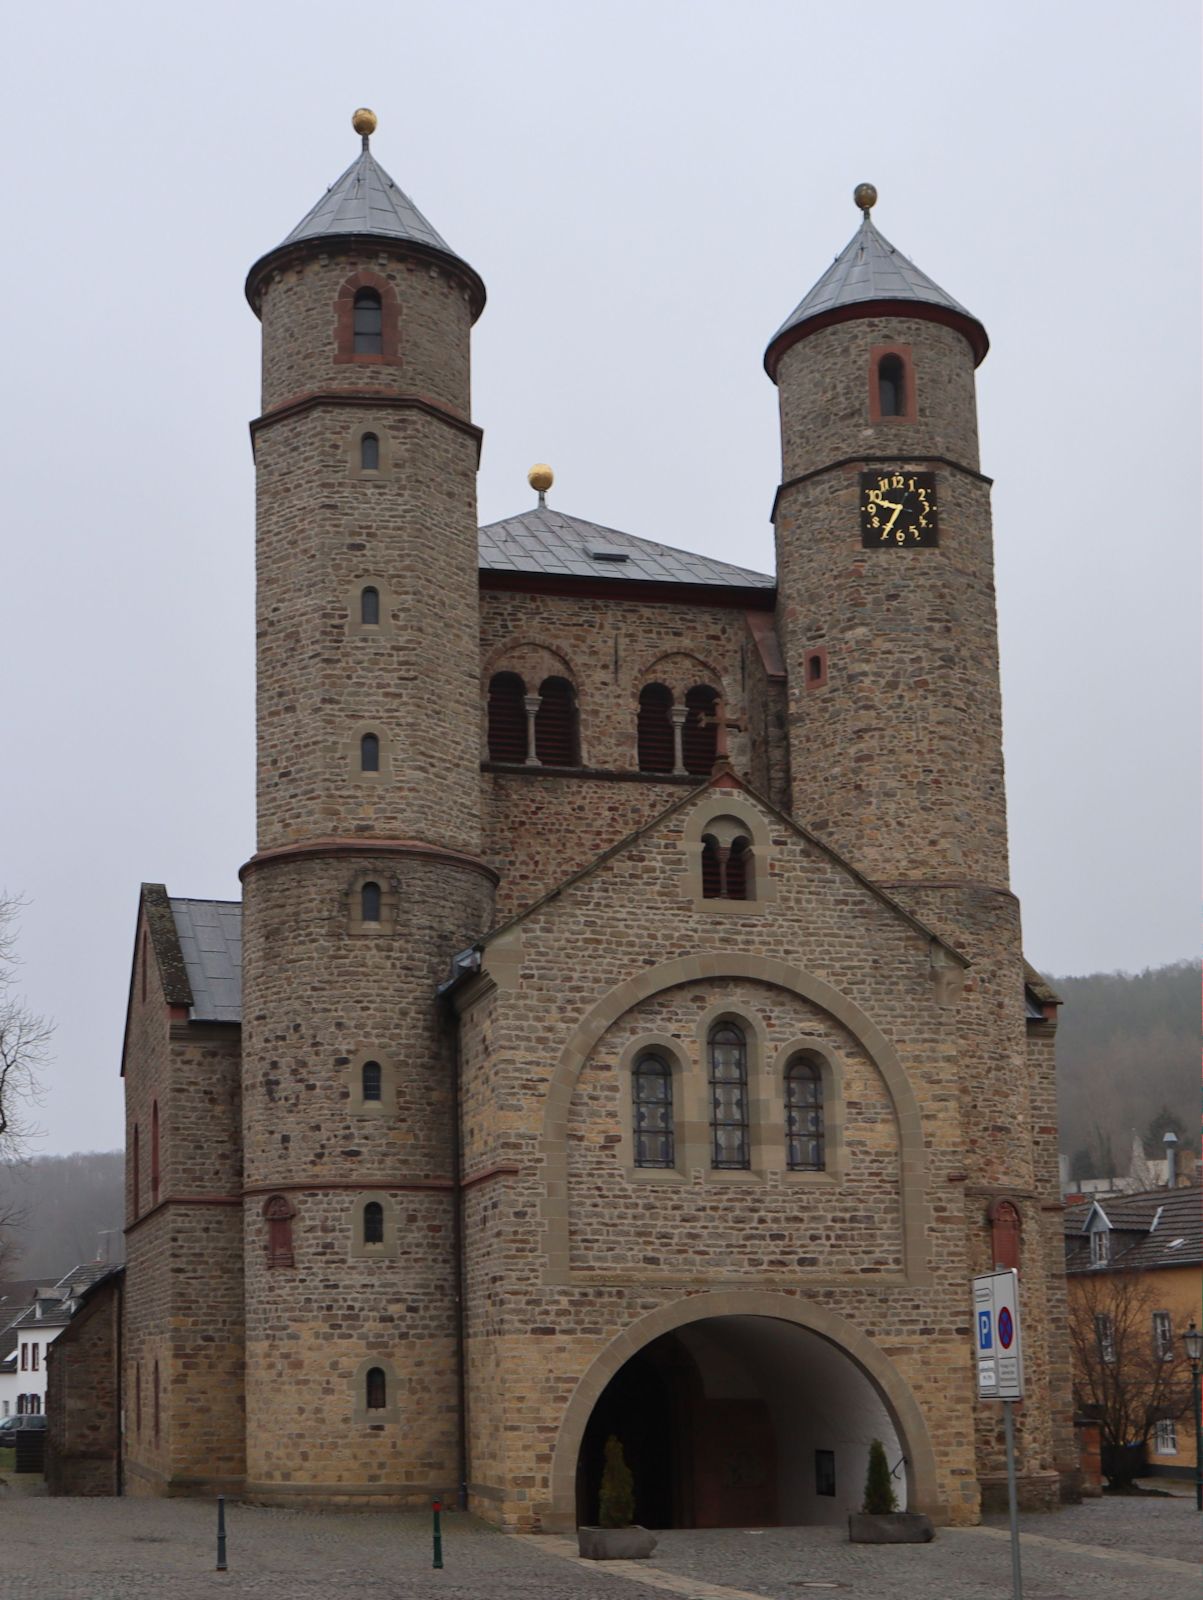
[978,1310,993,1350]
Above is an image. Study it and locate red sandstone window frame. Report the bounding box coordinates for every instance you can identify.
[804,647,828,691]
[868,344,918,424]
[988,1197,1021,1271]
[263,1194,296,1268]
[335,271,400,366]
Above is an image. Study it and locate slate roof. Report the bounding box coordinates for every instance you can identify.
[479,507,774,590]
[281,147,456,257]
[169,898,242,1024]
[1064,1185,1203,1273]
[766,213,988,371]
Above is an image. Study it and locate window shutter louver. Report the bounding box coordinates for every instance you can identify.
[637,684,674,771]
[701,836,722,898]
[487,673,527,762]
[535,677,577,767]
[726,837,750,900]
[683,686,719,774]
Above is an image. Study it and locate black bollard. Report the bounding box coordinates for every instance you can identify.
[216,1494,227,1571]
[432,1499,444,1569]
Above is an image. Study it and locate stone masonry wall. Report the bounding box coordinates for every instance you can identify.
[46,1277,121,1496]
[457,784,984,1531]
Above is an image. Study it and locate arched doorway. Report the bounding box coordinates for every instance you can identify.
[574,1315,909,1529]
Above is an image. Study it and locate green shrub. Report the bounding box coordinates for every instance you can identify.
[862,1438,898,1514]
[598,1434,635,1527]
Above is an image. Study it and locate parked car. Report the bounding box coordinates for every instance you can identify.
[0,1414,47,1443]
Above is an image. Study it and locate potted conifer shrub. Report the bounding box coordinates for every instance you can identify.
[577,1435,658,1559]
[848,1438,934,1543]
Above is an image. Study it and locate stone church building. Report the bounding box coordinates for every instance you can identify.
[113,111,1074,1528]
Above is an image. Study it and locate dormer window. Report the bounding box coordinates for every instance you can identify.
[352,289,383,355]
[1089,1227,1110,1266]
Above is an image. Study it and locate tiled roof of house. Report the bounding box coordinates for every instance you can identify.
[169,898,242,1024]
[1064,1184,1202,1272]
[478,507,774,590]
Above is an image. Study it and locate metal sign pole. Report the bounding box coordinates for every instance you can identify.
[1002,1400,1022,1600]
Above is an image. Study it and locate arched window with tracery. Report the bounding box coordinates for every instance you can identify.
[487,671,527,763]
[363,1201,385,1245]
[785,1055,825,1171]
[360,881,382,923]
[877,352,906,417]
[683,685,719,774]
[708,1022,750,1169]
[632,1053,674,1168]
[361,1061,382,1102]
[365,1366,387,1410]
[360,432,380,471]
[535,676,578,767]
[637,683,674,772]
[264,1194,296,1268]
[353,289,383,355]
[700,830,752,900]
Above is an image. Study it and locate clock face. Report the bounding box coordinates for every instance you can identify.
[859,470,939,548]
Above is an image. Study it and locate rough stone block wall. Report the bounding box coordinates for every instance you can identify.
[45,1278,120,1496]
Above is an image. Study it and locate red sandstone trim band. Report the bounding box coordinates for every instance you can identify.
[250,388,481,442]
[243,1179,453,1196]
[239,837,499,885]
[460,1164,519,1191]
[763,297,989,379]
[123,1193,242,1235]
[770,452,993,523]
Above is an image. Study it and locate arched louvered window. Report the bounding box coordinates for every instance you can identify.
[683,686,719,774]
[487,671,527,763]
[363,1201,384,1245]
[637,683,674,772]
[535,676,578,767]
[360,586,380,625]
[365,1366,387,1410]
[150,1100,160,1204]
[360,732,380,772]
[360,432,380,471]
[632,1053,674,1168]
[878,353,905,417]
[701,835,722,899]
[353,289,383,355]
[264,1194,296,1267]
[725,836,751,901]
[361,1061,382,1102]
[708,1022,750,1169]
[361,881,382,922]
[785,1056,825,1171]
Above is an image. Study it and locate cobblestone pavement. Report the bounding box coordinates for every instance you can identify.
[0,1494,1197,1599]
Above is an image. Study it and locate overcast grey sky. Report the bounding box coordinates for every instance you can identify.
[2,0,1198,1156]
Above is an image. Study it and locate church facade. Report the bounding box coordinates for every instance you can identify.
[117,113,1074,1529]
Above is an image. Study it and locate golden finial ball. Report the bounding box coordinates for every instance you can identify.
[352,107,378,137]
[854,182,878,213]
[528,464,554,494]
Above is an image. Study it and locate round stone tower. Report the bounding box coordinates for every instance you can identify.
[766,189,1061,1506]
[239,112,495,1505]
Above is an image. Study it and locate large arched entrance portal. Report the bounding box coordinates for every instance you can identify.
[574,1315,908,1528]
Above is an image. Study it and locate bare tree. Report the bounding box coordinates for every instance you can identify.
[0,893,51,1274]
[1068,1268,1192,1487]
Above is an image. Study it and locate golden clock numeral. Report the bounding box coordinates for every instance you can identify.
[907,477,916,491]
[878,477,890,491]
[895,528,904,543]
[891,474,904,488]
[871,515,880,528]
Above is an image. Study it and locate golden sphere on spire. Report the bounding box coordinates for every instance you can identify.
[854,182,878,214]
[528,463,554,494]
[352,107,378,137]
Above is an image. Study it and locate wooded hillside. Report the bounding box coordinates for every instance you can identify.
[1052,960,1198,1178]
[0,1151,124,1281]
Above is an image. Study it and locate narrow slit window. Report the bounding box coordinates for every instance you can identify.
[365,1366,387,1410]
[360,432,380,471]
[683,686,719,774]
[132,1124,140,1217]
[632,1053,674,1169]
[786,1056,825,1171]
[360,733,380,772]
[878,353,905,417]
[363,1201,385,1245]
[487,672,527,763]
[708,1022,750,1169]
[637,683,674,771]
[352,289,383,355]
[153,1360,161,1442]
[360,881,382,922]
[150,1100,160,1204]
[535,676,578,767]
[361,1060,383,1102]
[360,586,380,626]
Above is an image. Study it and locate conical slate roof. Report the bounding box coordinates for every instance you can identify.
[765,213,987,375]
[246,134,485,316]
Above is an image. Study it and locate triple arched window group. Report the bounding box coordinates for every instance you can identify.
[632,1025,825,1173]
